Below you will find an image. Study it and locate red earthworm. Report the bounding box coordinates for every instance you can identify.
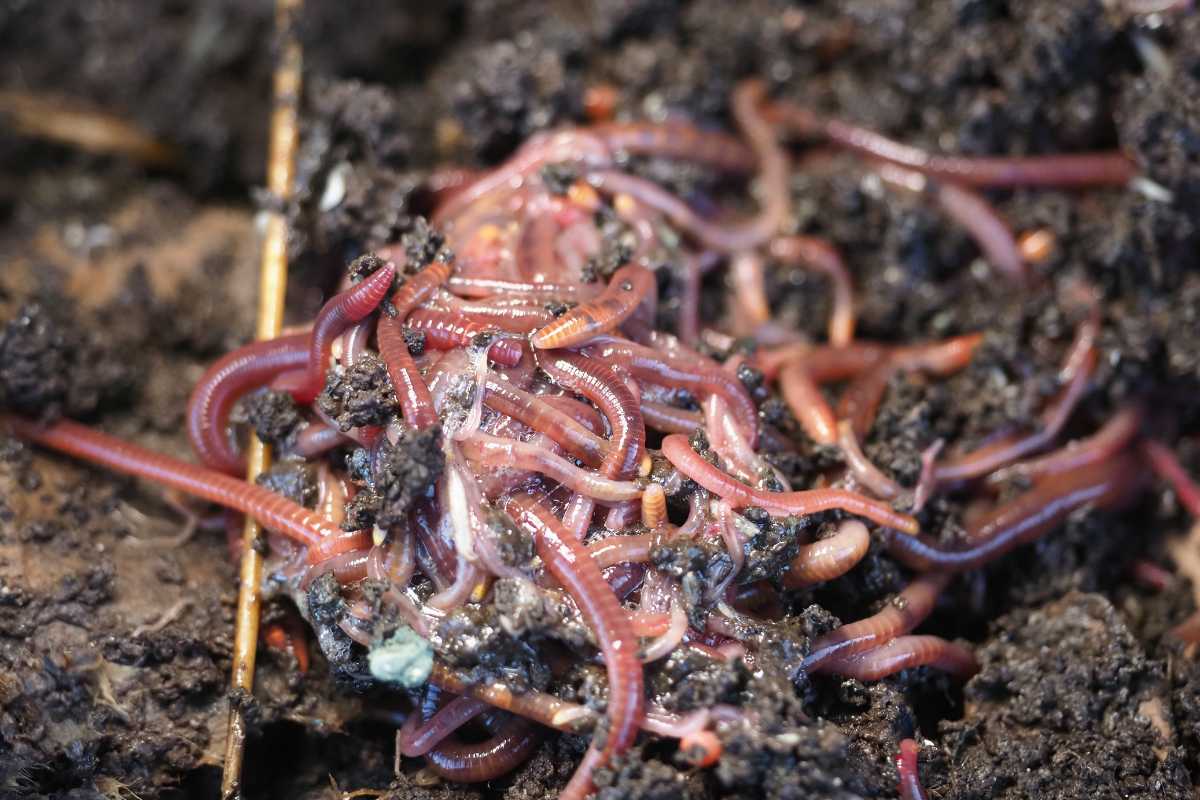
[896,739,930,800]
[730,251,771,333]
[447,276,596,300]
[398,695,490,757]
[838,420,904,499]
[516,195,561,283]
[642,483,667,529]
[286,263,397,404]
[531,264,657,349]
[434,290,554,330]
[779,361,838,446]
[836,353,898,441]
[482,379,607,467]
[677,252,702,345]
[988,405,1143,486]
[3,415,336,554]
[424,714,544,783]
[405,307,524,366]
[589,120,757,173]
[300,546,370,589]
[764,100,1136,188]
[641,401,703,435]
[587,169,770,253]
[783,519,871,589]
[661,433,919,533]
[429,558,486,611]
[291,420,354,458]
[767,235,856,346]
[877,164,1028,287]
[503,494,643,799]
[935,307,1098,484]
[433,129,613,226]
[537,394,606,435]
[1169,610,1200,644]
[378,315,438,430]
[805,572,952,669]
[540,351,645,481]
[585,336,757,446]
[891,332,984,374]
[1131,560,1174,592]
[413,499,457,590]
[428,662,592,733]
[1142,439,1200,518]
[460,433,641,502]
[186,333,310,474]
[757,340,887,382]
[589,532,657,569]
[885,453,1142,572]
[679,729,723,768]
[377,262,453,430]
[824,635,978,681]
[642,598,688,662]
[729,79,791,248]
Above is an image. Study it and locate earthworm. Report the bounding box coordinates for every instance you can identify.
[186,333,309,474]
[641,401,704,435]
[764,100,1136,187]
[783,519,872,589]
[405,308,524,366]
[424,713,544,783]
[885,453,1142,572]
[935,305,1098,484]
[779,361,838,445]
[586,336,757,446]
[398,695,490,757]
[539,351,645,481]
[531,264,657,349]
[988,405,1142,486]
[290,421,353,458]
[4,415,333,553]
[679,730,723,768]
[590,120,757,173]
[482,379,607,467]
[516,195,562,283]
[767,235,856,346]
[838,420,904,500]
[1141,439,1200,518]
[641,483,667,529]
[433,129,613,226]
[284,263,397,404]
[460,433,641,502]
[896,739,930,800]
[730,252,772,331]
[447,276,594,300]
[823,635,978,681]
[376,262,453,430]
[641,596,689,662]
[662,434,919,533]
[503,494,643,800]
[589,532,657,569]
[877,164,1028,287]
[804,572,952,669]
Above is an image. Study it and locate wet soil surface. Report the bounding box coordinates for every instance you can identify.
[2,1,1200,798]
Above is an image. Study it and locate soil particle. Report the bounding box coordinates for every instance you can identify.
[234,388,305,450]
[492,577,593,650]
[255,461,318,509]
[355,426,445,532]
[937,592,1188,800]
[0,302,131,420]
[317,352,399,431]
[427,604,551,694]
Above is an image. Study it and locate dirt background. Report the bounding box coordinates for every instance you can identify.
[1,1,1199,798]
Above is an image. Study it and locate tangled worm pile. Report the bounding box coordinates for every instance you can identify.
[6,78,1199,798]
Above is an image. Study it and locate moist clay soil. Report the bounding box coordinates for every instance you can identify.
[2,1,1199,798]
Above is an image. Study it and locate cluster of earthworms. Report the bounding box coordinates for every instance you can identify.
[6,77,1200,799]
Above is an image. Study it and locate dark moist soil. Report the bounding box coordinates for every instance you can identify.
[1,1,1199,799]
